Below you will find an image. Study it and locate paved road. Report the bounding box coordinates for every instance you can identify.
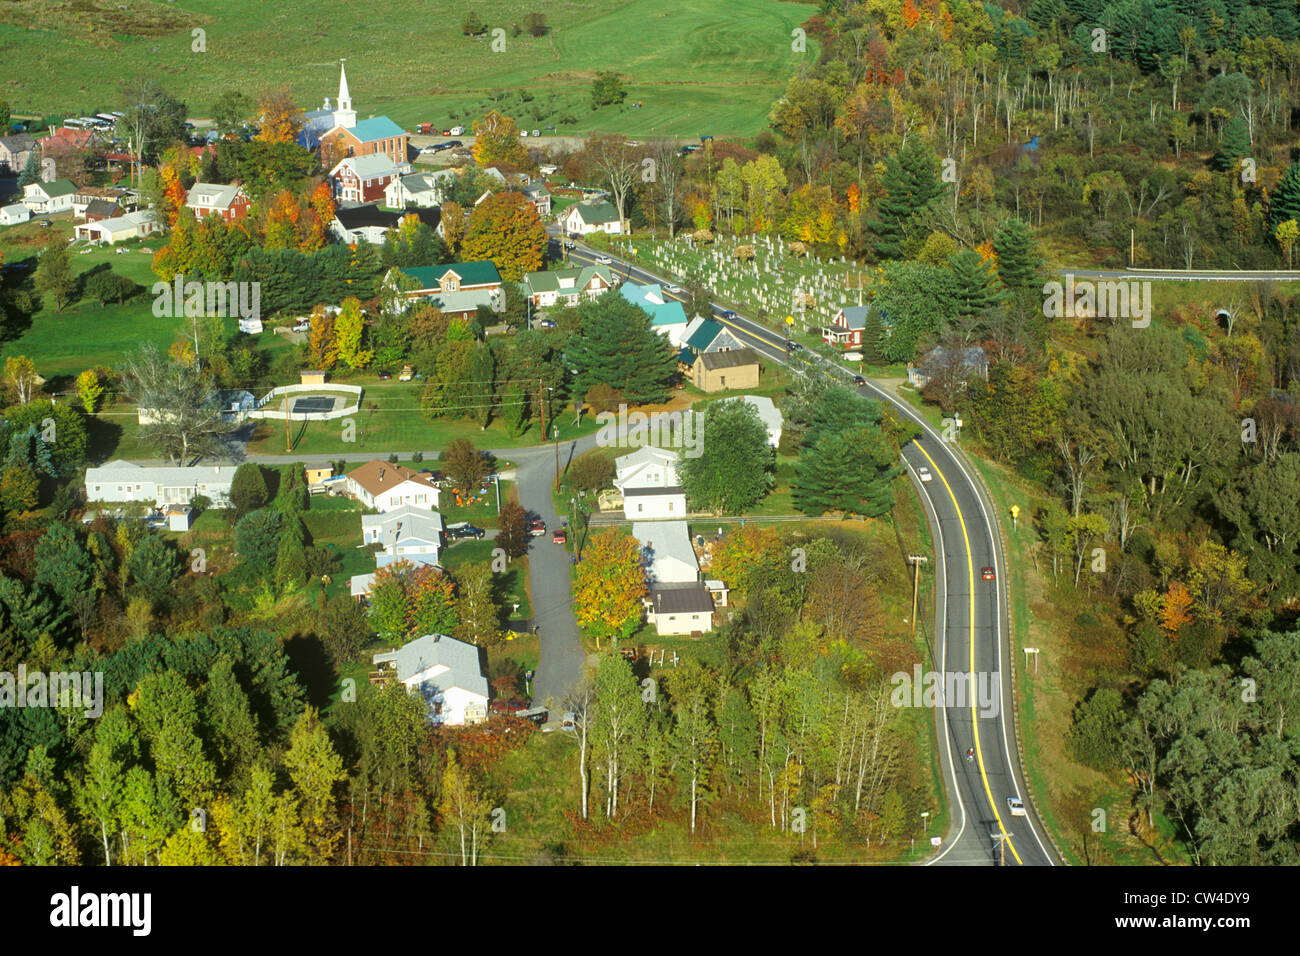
[567,235,1059,865]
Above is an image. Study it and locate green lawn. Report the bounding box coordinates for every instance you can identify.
[1,0,817,139]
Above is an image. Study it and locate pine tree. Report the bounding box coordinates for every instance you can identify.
[17,152,40,187]
[230,462,269,516]
[992,218,1041,305]
[860,310,886,365]
[948,250,998,318]
[868,138,943,261]
[1272,159,1300,230]
[567,292,678,405]
[1212,116,1250,172]
[275,515,308,592]
[793,425,903,518]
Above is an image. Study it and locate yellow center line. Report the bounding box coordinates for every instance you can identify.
[914,442,1022,866]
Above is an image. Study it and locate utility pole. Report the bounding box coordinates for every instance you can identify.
[553,422,560,490]
[991,830,1012,867]
[285,396,292,452]
[908,554,928,639]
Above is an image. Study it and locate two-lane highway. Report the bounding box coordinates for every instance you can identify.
[554,233,1058,865]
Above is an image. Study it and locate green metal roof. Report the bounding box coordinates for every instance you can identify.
[396,261,502,290]
[685,319,724,351]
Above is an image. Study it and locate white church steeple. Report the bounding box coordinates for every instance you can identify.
[334,59,356,129]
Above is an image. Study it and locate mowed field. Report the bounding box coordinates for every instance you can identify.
[0,0,818,138]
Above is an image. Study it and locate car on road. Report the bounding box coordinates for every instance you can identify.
[529,518,546,536]
[447,523,486,540]
[982,566,996,581]
[665,284,683,294]
[852,374,867,386]
[595,255,612,264]
[917,466,932,483]
[538,319,557,329]
[552,527,567,544]
[1007,796,1026,817]
[446,139,463,148]
[784,339,804,352]
[720,309,738,319]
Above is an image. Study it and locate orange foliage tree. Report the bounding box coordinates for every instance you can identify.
[573,529,647,649]
[460,191,546,281]
[1159,580,1194,635]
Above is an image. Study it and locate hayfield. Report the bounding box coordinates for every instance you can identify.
[2,0,818,138]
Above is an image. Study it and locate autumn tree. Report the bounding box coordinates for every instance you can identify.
[460,191,547,281]
[441,438,490,493]
[573,529,647,649]
[495,499,530,560]
[255,88,305,145]
[472,111,528,167]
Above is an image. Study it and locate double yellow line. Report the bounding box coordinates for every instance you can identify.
[914,441,1022,865]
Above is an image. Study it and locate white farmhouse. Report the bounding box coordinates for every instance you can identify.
[84,460,238,508]
[614,446,686,520]
[0,204,31,227]
[345,459,441,512]
[559,200,623,236]
[362,505,445,568]
[372,633,490,726]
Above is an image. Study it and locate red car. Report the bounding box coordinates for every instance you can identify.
[981,566,995,581]
[552,528,567,544]
[489,698,528,715]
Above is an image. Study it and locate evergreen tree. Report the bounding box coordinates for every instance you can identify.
[34,523,93,617]
[275,463,308,515]
[793,425,903,518]
[275,515,308,592]
[992,218,1042,306]
[1213,116,1250,172]
[230,463,269,517]
[126,535,183,603]
[868,138,943,261]
[1272,159,1300,231]
[567,291,678,405]
[17,152,40,187]
[947,250,998,319]
[860,310,886,365]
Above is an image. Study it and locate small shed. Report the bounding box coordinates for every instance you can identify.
[167,506,194,532]
[301,370,327,386]
[305,464,334,486]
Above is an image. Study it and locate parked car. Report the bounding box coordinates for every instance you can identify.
[520,130,528,137]
[843,351,863,362]
[399,365,414,382]
[447,523,485,540]
[377,371,392,380]
[292,319,310,332]
[529,518,546,536]
[560,711,577,731]
[449,125,464,135]
[489,698,529,715]
[441,129,451,136]
[538,319,557,330]
[532,129,541,137]
[446,140,463,148]
[552,527,567,544]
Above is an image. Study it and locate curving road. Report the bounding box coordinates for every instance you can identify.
[557,233,1059,865]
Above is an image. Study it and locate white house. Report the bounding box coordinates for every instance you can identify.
[614,446,686,520]
[522,264,614,308]
[0,204,31,226]
[560,200,623,236]
[384,170,456,209]
[345,459,441,512]
[645,582,715,636]
[73,209,161,245]
[738,395,783,448]
[22,179,76,214]
[372,633,490,726]
[84,460,238,508]
[362,505,445,568]
[632,520,699,584]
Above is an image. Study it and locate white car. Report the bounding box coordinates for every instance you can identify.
[843,351,863,362]
[1006,796,1026,817]
[665,284,683,294]
[917,466,932,483]
[595,255,612,265]
[520,129,528,137]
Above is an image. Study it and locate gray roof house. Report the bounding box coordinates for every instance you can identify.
[372,633,490,725]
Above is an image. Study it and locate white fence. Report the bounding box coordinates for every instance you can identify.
[247,383,364,422]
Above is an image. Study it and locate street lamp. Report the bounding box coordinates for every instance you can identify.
[921,811,930,833]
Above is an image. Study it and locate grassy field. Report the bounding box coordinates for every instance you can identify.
[1,0,818,138]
